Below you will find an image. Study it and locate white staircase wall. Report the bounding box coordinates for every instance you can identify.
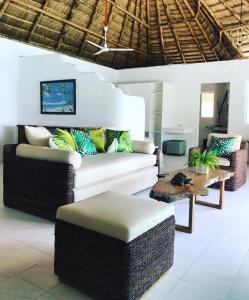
[18,54,145,140]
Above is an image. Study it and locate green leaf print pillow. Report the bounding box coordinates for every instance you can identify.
[49,135,73,151]
[106,129,133,153]
[70,129,97,157]
[208,136,236,157]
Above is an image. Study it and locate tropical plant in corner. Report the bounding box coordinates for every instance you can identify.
[189,150,219,174]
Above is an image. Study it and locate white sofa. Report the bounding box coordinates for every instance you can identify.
[4,132,159,220]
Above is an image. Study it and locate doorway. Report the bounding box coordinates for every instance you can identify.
[199,82,230,146]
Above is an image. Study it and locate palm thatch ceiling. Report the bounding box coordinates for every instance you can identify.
[0,0,249,69]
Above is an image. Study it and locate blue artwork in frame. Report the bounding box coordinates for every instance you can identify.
[40,79,76,114]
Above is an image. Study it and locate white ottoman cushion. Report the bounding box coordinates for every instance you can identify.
[57,191,174,243]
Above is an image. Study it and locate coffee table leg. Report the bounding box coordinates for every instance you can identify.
[175,195,195,234]
[195,181,225,209]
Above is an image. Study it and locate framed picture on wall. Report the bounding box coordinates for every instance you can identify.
[40,79,76,114]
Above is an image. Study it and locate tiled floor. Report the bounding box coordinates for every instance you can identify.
[0,157,249,299]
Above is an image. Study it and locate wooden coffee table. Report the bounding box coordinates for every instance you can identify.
[150,167,234,233]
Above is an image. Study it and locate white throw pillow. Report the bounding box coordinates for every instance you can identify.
[131,140,156,154]
[16,144,82,170]
[25,126,51,146]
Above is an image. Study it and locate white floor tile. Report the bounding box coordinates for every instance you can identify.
[50,282,93,300]
[226,274,249,300]
[0,247,48,274]
[37,294,60,300]
[166,280,225,300]
[0,277,44,299]
[20,258,58,291]
[142,273,179,299]
[181,260,236,297]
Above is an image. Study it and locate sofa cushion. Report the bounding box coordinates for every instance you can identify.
[218,157,231,167]
[56,191,174,243]
[16,144,82,170]
[207,133,241,152]
[132,140,156,154]
[74,152,156,188]
[25,126,51,147]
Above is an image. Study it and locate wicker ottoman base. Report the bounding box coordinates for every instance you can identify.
[54,215,175,300]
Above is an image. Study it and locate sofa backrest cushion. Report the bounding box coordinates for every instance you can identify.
[16,144,82,170]
[207,133,242,152]
[131,140,155,154]
[25,126,51,147]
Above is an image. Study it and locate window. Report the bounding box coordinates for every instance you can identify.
[201,92,214,118]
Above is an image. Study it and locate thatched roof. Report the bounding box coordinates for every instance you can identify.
[0,0,248,69]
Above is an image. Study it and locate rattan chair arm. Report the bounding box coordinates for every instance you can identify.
[229,147,248,170]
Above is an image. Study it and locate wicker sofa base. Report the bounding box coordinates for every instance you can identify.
[54,215,175,300]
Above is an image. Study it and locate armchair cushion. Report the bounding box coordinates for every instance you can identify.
[218,157,231,167]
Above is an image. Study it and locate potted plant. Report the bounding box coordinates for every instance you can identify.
[189,150,219,174]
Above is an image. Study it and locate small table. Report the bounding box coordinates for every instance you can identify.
[150,167,234,233]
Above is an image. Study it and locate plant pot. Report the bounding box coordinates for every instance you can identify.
[195,165,209,175]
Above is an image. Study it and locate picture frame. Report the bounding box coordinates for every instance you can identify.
[40,79,76,115]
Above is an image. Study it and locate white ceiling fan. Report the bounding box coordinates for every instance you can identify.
[86,0,134,55]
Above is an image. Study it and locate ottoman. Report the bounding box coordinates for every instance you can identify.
[54,191,175,300]
[163,139,186,155]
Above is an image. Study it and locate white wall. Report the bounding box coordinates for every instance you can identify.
[18,55,144,140]
[0,53,19,161]
[117,59,249,149]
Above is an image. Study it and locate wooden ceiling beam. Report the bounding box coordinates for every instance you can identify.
[217,0,241,23]
[136,0,144,65]
[174,0,206,62]
[200,1,243,58]
[56,0,78,50]
[146,0,152,65]
[26,0,49,43]
[125,0,139,67]
[182,0,219,60]
[155,0,167,64]
[77,0,99,56]
[108,0,149,28]
[77,0,149,28]
[162,0,185,63]
[0,0,11,18]
[112,0,132,67]
[12,0,148,57]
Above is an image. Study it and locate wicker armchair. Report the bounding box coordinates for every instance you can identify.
[189,141,248,191]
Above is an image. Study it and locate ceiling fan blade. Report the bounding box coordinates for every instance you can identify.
[109,48,134,52]
[86,40,102,49]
